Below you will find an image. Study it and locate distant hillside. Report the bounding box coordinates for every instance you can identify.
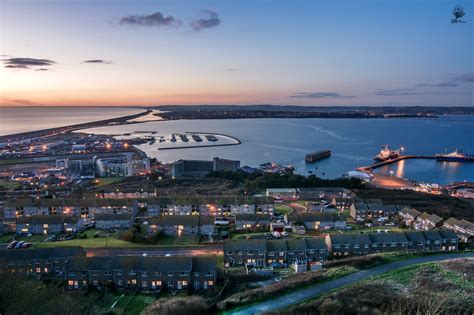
[155,105,474,115]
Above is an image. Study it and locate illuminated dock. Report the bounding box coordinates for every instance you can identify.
[357,155,436,172]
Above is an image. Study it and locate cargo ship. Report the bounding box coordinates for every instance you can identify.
[436,149,474,162]
[305,150,331,163]
[374,145,400,162]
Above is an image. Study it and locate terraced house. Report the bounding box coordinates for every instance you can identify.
[415,212,444,231]
[148,215,214,236]
[399,207,421,226]
[443,217,474,242]
[3,198,138,220]
[0,247,86,276]
[350,203,403,221]
[16,215,84,235]
[235,214,271,230]
[144,196,274,217]
[95,213,132,230]
[288,212,346,230]
[325,229,458,257]
[224,238,328,267]
[65,256,216,291]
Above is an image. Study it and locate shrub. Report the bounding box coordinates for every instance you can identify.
[142,296,209,315]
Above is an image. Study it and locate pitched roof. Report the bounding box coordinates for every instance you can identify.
[16,215,67,225]
[224,239,267,252]
[95,213,131,221]
[286,239,307,251]
[66,256,194,272]
[192,256,217,273]
[305,237,326,250]
[400,207,421,217]
[369,232,409,243]
[437,229,458,240]
[267,240,288,252]
[295,212,345,222]
[235,214,270,222]
[0,247,85,261]
[404,231,426,243]
[353,203,369,211]
[443,217,460,226]
[428,214,443,224]
[422,230,442,241]
[329,233,372,245]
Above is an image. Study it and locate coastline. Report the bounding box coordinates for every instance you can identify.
[0,109,152,143]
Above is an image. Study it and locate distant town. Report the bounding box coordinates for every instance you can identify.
[0,108,473,314]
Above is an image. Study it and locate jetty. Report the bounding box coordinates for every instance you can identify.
[357,155,436,172]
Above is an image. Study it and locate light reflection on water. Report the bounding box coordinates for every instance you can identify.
[375,159,471,184]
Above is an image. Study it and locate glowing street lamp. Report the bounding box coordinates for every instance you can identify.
[389,170,394,177]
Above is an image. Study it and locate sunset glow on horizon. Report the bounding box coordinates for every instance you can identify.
[1,0,472,107]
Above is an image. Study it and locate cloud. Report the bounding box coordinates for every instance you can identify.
[374,88,420,96]
[83,59,112,64]
[451,73,474,83]
[119,12,180,27]
[225,68,240,72]
[2,98,37,105]
[191,10,221,31]
[415,73,474,88]
[415,82,458,88]
[35,68,49,71]
[3,57,55,70]
[290,92,354,99]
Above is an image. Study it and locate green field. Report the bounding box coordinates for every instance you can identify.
[155,235,200,246]
[93,177,126,188]
[0,180,22,190]
[274,204,293,215]
[104,293,156,315]
[34,237,143,248]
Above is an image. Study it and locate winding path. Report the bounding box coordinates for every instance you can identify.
[227,252,474,315]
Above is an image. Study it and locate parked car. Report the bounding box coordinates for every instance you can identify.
[15,241,25,249]
[21,242,32,248]
[7,241,18,249]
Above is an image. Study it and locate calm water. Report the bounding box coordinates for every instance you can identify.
[0,107,143,136]
[80,115,474,184]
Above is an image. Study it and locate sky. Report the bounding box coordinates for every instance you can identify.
[0,0,473,107]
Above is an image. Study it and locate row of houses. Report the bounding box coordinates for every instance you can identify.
[14,214,133,235]
[233,212,347,232]
[350,202,408,221]
[2,197,274,220]
[224,238,328,267]
[327,229,458,256]
[399,208,474,242]
[0,248,217,291]
[443,217,474,242]
[3,198,138,220]
[224,229,459,267]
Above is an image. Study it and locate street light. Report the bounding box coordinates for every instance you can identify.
[389,170,394,177]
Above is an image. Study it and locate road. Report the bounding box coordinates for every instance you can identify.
[227,253,474,315]
[86,245,223,257]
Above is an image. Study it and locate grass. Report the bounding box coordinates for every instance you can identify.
[0,158,28,165]
[0,233,49,243]
[0,180,22,190]
[111,293,155,315]
[33,237,142,248]
[274,204,293,215]
[0,234,15,243]
[231,232,266,240]
[93,177,125,188]
[155,235,200,246]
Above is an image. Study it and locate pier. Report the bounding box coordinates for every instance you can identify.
[357,155,436,172]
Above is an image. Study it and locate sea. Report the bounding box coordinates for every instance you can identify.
[1,107,473,184]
